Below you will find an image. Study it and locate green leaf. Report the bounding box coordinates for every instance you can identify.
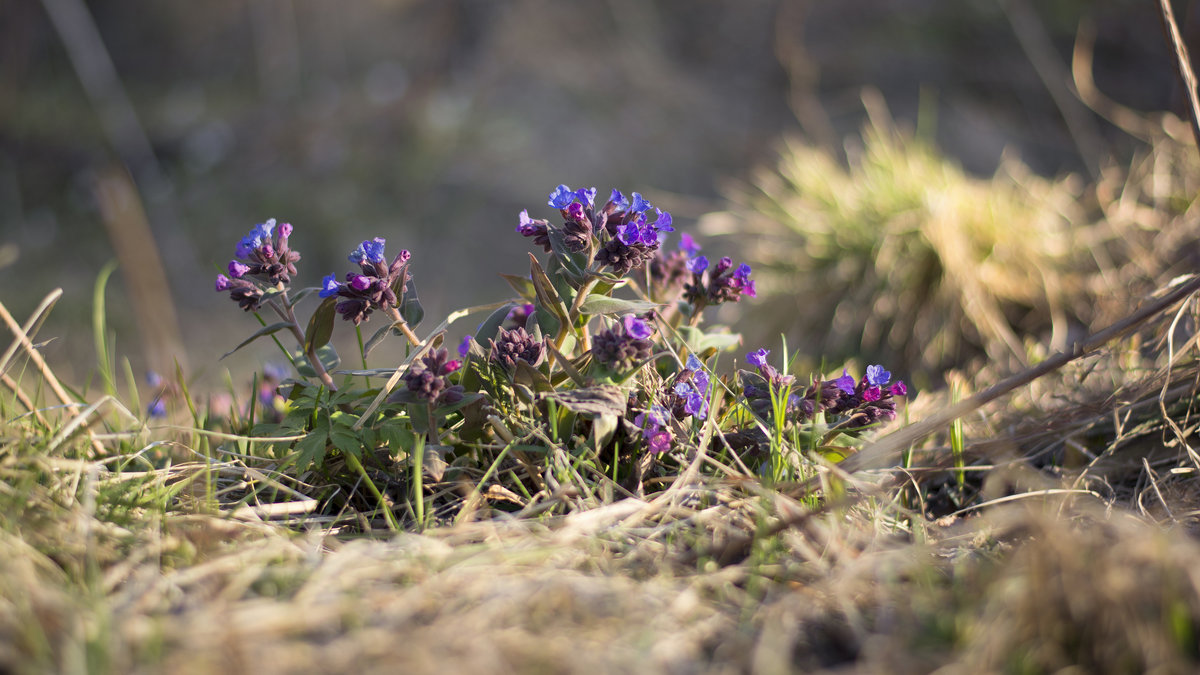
[362,323,393,357]
[514,359,554,394]
[475,303,516,344]
[677,325,742,354]
[592,413,619,448]
[432,391,487,417]
[220,321,294,359]
[304,297,338,353]
[499,274,536,301]
[544,384,627,416]
[546,229,588,280]
[529,253,570,326]
[294,430,329,472]
[295,344,340,378]
[578,295,660,316]
[400,279,424,327]
[329,428,363,460]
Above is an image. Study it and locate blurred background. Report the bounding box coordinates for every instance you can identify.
[1,0,1195,390]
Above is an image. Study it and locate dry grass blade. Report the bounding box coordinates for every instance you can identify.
[1157,0,1200,154]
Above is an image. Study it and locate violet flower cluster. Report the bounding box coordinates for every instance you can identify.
[648,233,702,302]
[488,325,546,372]
[683,255,757,311]
[635,405,674,455]
[741,350,907,430]
[591,314,655,373]
[663,353,710,421]
[318,238,412,325]
[397,348,463,406]
[517,185,675,276]
[214,218,301,311]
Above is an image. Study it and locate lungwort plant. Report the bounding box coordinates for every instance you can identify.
[212,187,908,527]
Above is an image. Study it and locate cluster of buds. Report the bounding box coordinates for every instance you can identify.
[517,185,675,276]
[662,353,710,421]
[634,404,674,454]
[648,233,702,303]
[318,238,412,325]
[396,348,463,406]
[740,350,907,430]
[591,315,655,373]
[488,325,546,371]
[683,255,756,311]
[215,218,301,310]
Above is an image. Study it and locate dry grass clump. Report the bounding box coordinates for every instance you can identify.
[702,95,1200,378]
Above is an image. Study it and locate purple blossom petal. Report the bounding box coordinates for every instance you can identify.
[574,187,597,206]
[747,348,770,369]
[862,386,882,402]
[623,315,653,340]
[457,335,471,357]
[865,364,892,387]
[834,370,856,394]
[609,189,629,210]
[227,260,251,278]
[147,398,167,418]
[679,232,701,256]
[516,209,536,234]
[215,274,231,291]
[733,263,752,281]
[349,238,387,264]
[686,255,709,275]
[567,202,586,221]
[318,274,341,298]
[146,370,163,388]
[741,279,757,298]
[618,222,640,246]
[646,429,673,454]
[548,184,575,209]
[349,274,372,291]
[630,192,653,213]
[652,209,674,232]
[279,222,293,237]
[889,381,908,397]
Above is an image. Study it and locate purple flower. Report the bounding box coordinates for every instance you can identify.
[618,222,641,246]
[865,364,891,387]
[516,209,536,234]
[747,348,770,369]
[349,274,372,291]
[630,192,653,214]
[686,256,709,275]
[653,209,674,233]
[674,381,707,419]
[623,314,653,340]
[567,202,586,221]
[685,354,709,391]
[349,238,387,265]
[146,370,163,388]
[279,222,293,238]
[457,335,471,357]
[679,233,701,256]
[635,405,674,454]
[862,386,882,402]
[834,370,856,394]
[548,184,575,209]
[890,381,908,397]
[147,398,167,418]
[236,219,276,258]
[227,260,251,278]
[215,274,232,291]
[318,274,340,298]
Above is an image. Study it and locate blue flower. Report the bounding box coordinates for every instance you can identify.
[235,219,277,258]
[609,189,630,210]
[623,314,653,340]
[457,334,471,357]
[686,255,709,275]
[574,187,597,206]
[349,238,387,265]
[747,348,770,369]
[147,398,167,418]
[548,184,575,209]
[865,364,891,387]
[630,192,653,214]
[674,381,708,419]
[318,274,341,298]
[516,209,535,234]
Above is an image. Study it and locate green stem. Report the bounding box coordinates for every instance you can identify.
[343,451,400,532]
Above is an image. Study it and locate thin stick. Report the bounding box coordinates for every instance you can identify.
[1157,0,1200,154]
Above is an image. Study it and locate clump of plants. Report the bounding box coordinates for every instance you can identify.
[704,115,1096,376]
[206,186,908,527]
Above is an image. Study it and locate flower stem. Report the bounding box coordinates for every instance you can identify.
[342,450,400,532]
[384,307,423,347]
